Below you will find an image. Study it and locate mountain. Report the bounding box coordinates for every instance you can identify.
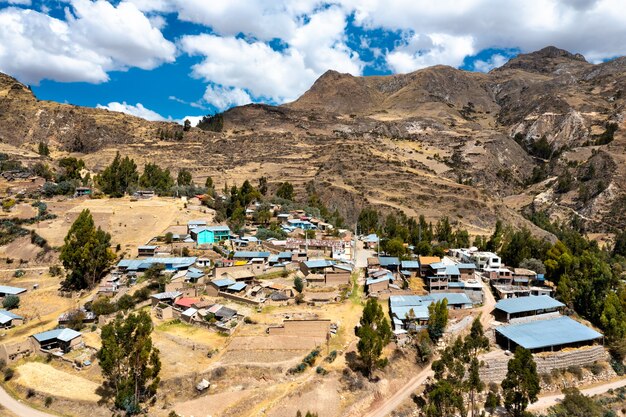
[1,46,625,235]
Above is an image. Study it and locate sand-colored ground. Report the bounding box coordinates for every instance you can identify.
[15,362,100,402]
[27,196,213,251]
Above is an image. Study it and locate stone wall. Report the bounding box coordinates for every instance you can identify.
[480,345,607,383]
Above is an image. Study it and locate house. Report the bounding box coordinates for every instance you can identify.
[512,268,538,286]
[133,190,155,199]
[58,309,96,326]
[495,316,603,353]
[74,187,91,197]
[171,267,206,284]
[470,251,502,271]
[174,297,200,310]
[363,234,379,249]
[190,225,231,245]
[0,286,26,298]
[181,307,199,323]
[493,295,564,322]
[287,219,316,230]
[32,328,83,352]
[388,293,473,333]
[366,270,394,294]
[138,245,158,257]
[457,263,477,280]
[151,291,182,306]
[418,256,441,277]
[400,260,420,278]
[187,220,207,233]
[300,259,335,275]
[0,310,23,329]
[117,257,198,272]
[232,251,271,262]
[225,282,247,294]
[379,257,400,272]
[206,279,236,296]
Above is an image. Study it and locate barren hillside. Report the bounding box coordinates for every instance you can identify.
[1,46,625,234]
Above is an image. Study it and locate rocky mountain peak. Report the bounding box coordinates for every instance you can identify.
[497,46,590,74]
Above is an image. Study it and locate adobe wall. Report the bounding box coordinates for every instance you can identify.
[0,339,36,364]
[218,291,261,306]
[479,345,607,383]
[326,272,351,286]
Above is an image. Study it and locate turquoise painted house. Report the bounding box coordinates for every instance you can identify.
[190,226,231,245]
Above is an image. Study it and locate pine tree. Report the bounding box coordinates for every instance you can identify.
[59,209,115,290]
[357,298,392,379]
[427,299,448,342]
[98,311,161,413]
[501,347,540,417]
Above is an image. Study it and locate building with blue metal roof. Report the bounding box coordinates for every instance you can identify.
[233,251,270,260]
[117,257,197,272]
[0,310,23,328]
[494,295,565,322]
[0,286,26,297]
[227,282,247,292]
[495,316,603,352]
[32,328,82,351]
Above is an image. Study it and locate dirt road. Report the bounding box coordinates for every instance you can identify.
[479,276,496,329]
[529,377,626,410]
[0,385,56,417]
[362,367,434,417]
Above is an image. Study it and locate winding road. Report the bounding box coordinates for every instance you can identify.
[0,385,55,417]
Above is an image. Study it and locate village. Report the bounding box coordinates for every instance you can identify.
[0,179,620,417]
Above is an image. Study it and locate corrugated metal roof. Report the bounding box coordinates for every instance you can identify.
[227,282,247,291]
[0,310,22,324]
[428,292,472,306]
[366,276,389,285]
[152,291,182,300]
[379,257,400,266]
[495,316,602,349]
[401,260,420,269]
[456,263,477,269]
[0,286,26,295]
[33,328,81,343]
[182,307,198,317]
[304,259,335,269]
[212,279,236,287]
[233,251,270,259]
[495,295,564,314]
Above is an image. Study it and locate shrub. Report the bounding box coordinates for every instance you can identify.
[26,388,35,398]
[211,366,226,379]
[288,363,307,374]
[0,359,5,371]
[116,294,135,311]
[315,366,328,375]
[90,297,116,316]
[4,367,14,381]
[567,365,584,380]
[49,265,62,276]
[302,348,320,367]
[2,295,20,310]
[13,269,24,278]
[133,287,151,303]
[325,350,338,363]
[44,396,53,408]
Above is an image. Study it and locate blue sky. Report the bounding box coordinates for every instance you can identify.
[1,0,625,124]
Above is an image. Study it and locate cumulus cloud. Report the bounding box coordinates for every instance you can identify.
[472,53,509,73]
[202,85,252,111]
[180,5,362,104]
[386,33,475,73]
[97,101,166,121]
[0,1,175,84]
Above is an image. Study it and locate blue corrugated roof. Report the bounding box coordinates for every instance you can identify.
[495,295,564,315]
[0,286,26,295]
[456,263,476,269]
[227,282,247,292]
[33,328,81,343]
[0,309,22,324]
[428,292,472,306]
[401,260,420,269]
[233,251,270,259]
[212,279,236,287]
[304,259,335,269]
[392,305,430,321]
[277,252,293,259]
[379,257,400,267]
[445,265,460,276]
[152,291,182,300]
[366,276,389,286]
[496,316,602,350]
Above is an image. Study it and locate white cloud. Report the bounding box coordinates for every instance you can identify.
[472,53,509,73]
[0,1,175,84]
[97,101,166,121]
[202,85,252,111]
[180,115,204,127]
[386,33,475,73]
[1,0,32,5]
[180,5,362,104]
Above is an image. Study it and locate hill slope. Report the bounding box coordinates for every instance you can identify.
[1,46,625,234]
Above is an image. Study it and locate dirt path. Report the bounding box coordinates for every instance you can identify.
[529,377,626,411]
[0,267,48,272]
[479,276,496,329]
[361,367,434,417]
[0,385,56,417]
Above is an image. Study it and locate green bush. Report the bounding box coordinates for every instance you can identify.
[2,295,20,310]
[4,367,14,381]
[325,350,338,363]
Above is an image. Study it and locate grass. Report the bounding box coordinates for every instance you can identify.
[348,271,363,305]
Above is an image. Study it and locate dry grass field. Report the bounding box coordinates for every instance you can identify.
[14,362,100,402]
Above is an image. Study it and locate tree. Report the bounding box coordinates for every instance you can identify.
[613,229,626,258]
[60,209,115,290]
[487,220,504,252]
[205,176,214,190]
[466,357,484,417]
[276,182,294,200]
[66,309,86,331]
[139,163,174,194]
[2,295,19,310]
[258,176,268,195]
[358,208,379,235]
[57,157,85,181]
[356,299,392,379]
[97,311,161,414]
[38,141,50,157]
[464,316,489,357]
[294,276,304,293]
[384,237,406,258]
[183,119,191,131]
[91,297,116,316]
[519,258,546,275]
[97,152,139,197]
[435,217,453,244]
[116,294,136,311]
[548,387,604,417]
[177,169,193,187]
[501,347,540,417]
[197,113,223,132]
[427,299,448,342]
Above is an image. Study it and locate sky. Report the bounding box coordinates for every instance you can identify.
[1,0,625,124]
